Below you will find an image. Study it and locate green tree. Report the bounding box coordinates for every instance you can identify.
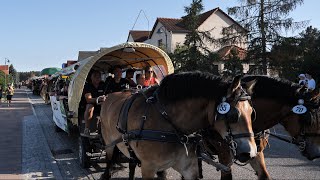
[270,26,320,81]
[18,71,41,81]
[9,64,17,83]
[270,37,301,80]
[223,0,307,74]
[299,26,320,80]
[0,71,6,87]
[170,0,218,72]
[222,50,244,78]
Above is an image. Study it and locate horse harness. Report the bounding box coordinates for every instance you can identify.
[105,88,202,164]
[215,88,255,157]
[262,99,320,152]
[104,86,255,165]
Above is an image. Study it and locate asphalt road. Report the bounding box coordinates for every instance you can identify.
[25,89,320,179]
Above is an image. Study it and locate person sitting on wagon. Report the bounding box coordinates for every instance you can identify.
[298,74,307,86]
[143,66,159,87]
[105,66,130,94]
[305,73,316,92]
[83,70,106,135]
[135,73,146,88]
[125,68,137,87]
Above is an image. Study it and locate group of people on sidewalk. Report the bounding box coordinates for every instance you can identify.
[0,84,14,106]
[82,66,158,135]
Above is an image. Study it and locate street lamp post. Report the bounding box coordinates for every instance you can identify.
[157,26,168,52]
[4,58,10,88]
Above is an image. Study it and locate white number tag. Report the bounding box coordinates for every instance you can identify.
[217,102,231,114]
[292,105,307,114]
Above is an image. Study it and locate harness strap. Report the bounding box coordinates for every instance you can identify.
[152,90,190,144]
[254,130,270,152]
[232,133,254,139]
[104,130,200,149]
[116,93,140,133]
[265,131,295,144]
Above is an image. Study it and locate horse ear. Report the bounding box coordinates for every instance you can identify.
[243,79,257,95]
[227,75,242,98]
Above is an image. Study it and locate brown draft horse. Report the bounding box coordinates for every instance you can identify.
[100,72,257,179]
[207,75,320,180]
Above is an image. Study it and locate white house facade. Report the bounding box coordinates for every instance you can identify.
[127,7,251,74]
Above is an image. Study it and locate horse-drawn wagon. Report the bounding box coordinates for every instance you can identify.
[51,42,260,179]
[50,42,173,168]
[48,62,80,132]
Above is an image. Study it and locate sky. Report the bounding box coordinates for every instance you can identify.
[0,0,319,72]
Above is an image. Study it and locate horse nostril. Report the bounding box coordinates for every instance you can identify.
[236,153,251,163]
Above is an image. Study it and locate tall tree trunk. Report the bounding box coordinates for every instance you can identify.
[260,0,267,74]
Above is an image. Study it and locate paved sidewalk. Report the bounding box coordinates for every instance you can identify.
[0,87,32,179]
[0,87,62,179]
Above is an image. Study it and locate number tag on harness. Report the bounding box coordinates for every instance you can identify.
[217,102,231,114]
[292,105,307,114]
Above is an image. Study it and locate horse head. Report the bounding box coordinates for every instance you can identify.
[282,87,320,160]
[240,75,320,161]
[214,75,257,163]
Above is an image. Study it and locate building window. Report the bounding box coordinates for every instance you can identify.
[158,39,163,47]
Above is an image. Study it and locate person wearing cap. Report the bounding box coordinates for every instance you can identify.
[298,74,306,86]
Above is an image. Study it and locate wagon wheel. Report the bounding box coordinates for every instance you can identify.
[78,136,90,168]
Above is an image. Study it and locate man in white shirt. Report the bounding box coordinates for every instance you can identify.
[305,73,316,91]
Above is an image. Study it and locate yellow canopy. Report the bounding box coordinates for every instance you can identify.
[68,42,174,125]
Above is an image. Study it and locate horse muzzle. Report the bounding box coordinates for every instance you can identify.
[234,139,257,163]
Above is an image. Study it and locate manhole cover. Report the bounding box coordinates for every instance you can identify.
[51,149,73,156]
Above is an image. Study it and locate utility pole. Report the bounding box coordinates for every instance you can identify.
[4,58,10,88]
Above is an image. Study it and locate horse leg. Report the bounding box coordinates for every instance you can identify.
[196,146,203,179]
[173,153,199,180]
[129,162,137,180]
[218,152,233,180]
[100,146,115,180]
[249,151,271,180]
[141,164,157,179]
[197,158,203,179]
[156,170,168,180]
[249,136,271,180]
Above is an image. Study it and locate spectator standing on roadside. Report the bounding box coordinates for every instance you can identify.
[6,84,14,107]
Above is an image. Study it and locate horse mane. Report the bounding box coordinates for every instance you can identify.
[242,75,301,104]
[158,71,229,103]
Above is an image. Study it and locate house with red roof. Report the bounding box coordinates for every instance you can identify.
[127,7,251,73]
[0,65,9,75]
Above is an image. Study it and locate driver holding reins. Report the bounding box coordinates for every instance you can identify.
[83,67,129,135]
[83,70,106,135]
